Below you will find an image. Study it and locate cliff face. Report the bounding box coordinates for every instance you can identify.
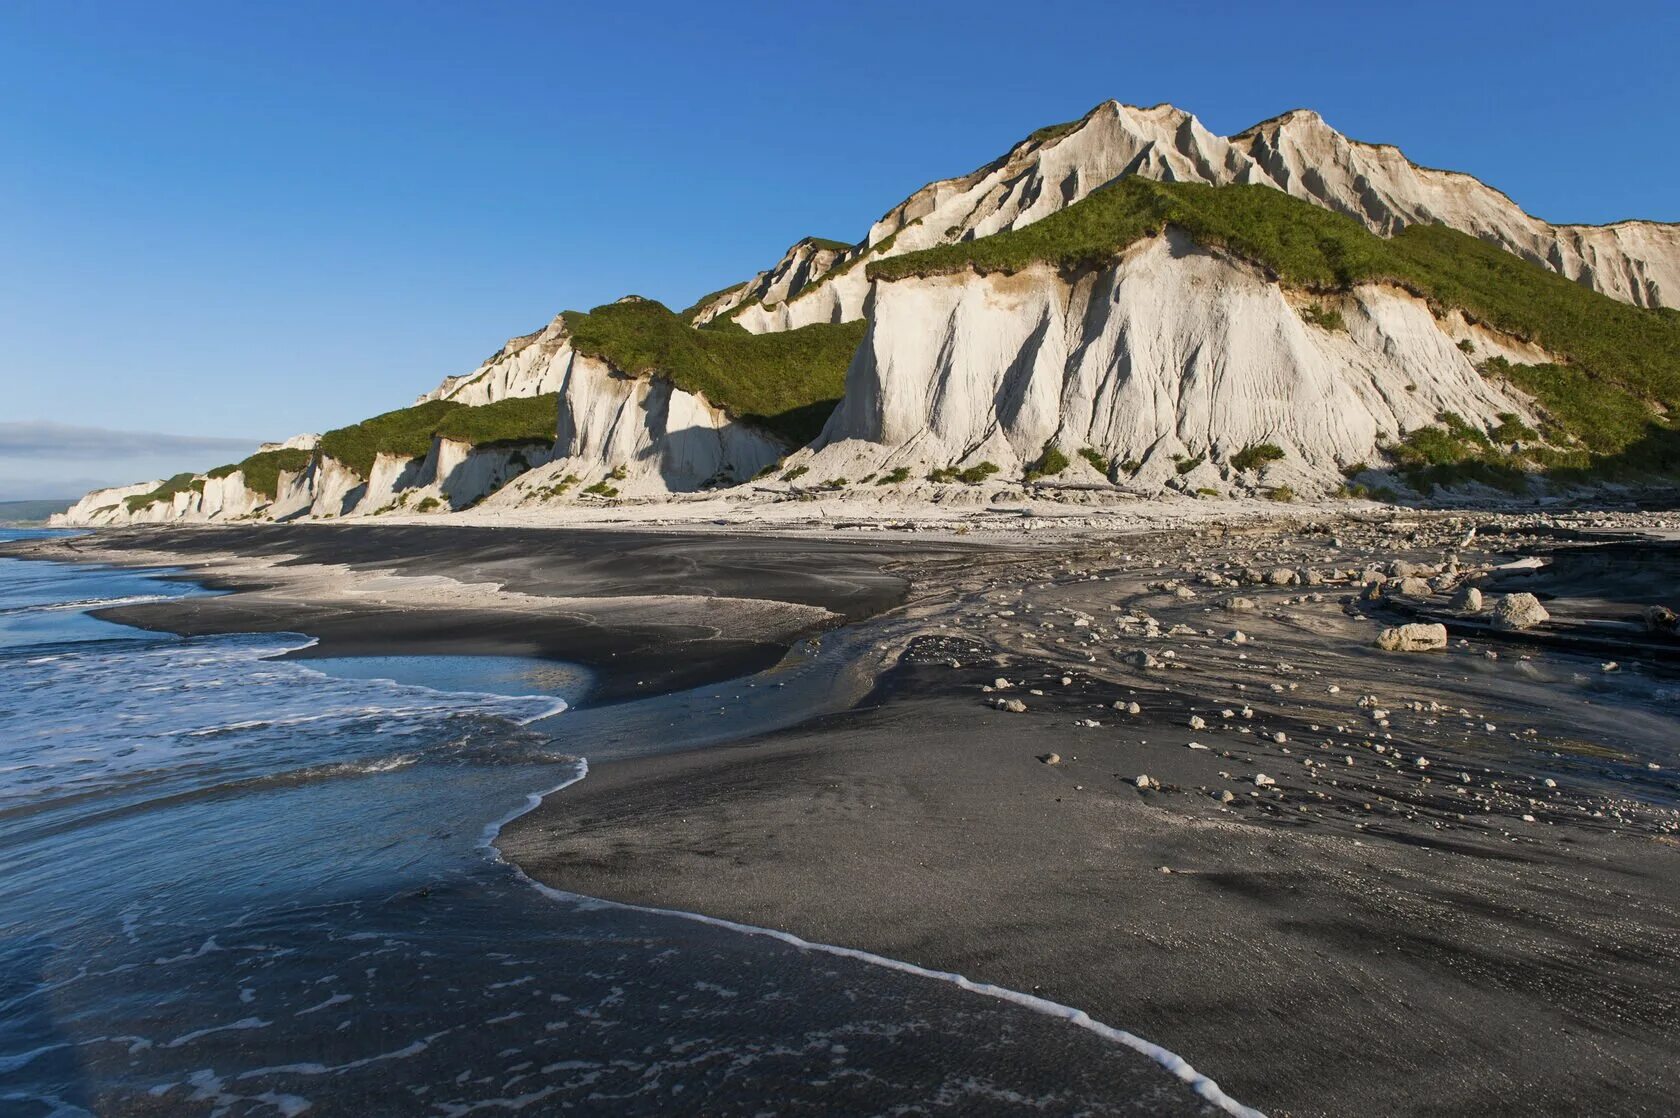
[54,317,785,525]
[784,232,1547,496]
[699,102,1680,332]
[484,353,783,508]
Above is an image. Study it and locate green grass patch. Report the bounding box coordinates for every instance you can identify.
[432,394,558,449]
[870,178,1680,478]
[1266,485,1297,502]
[319,400,463,478]
[561,299,866,445]
[780,465,810,483]
[679,282,748,322]
[803,237,855,253]
[230,448,313,500]
[583,481,619,498]
[1024,443,1069,481]
[1231,443,1285,472]
[1388,411,1535,494]
[1077,447,1110,474]
[876,466,912,485]
[124,472,199,512]
[1026,116,1084,145]
[929,461,1000,484]
[1175,453,1206,475]
[1300,303,1345,332]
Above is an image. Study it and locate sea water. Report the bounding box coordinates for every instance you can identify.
[0,531,1235,1116]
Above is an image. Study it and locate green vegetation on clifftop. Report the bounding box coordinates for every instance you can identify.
[870,179,1680,476]
[318,400,463,479]
[432,394,559,449]
[561,299,866,445]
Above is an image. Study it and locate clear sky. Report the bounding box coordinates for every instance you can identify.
[3,0,1676,499]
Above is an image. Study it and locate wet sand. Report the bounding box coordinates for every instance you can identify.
[3,524,957,704]
[506,514,1680,1116]
[11,515,1680,1115]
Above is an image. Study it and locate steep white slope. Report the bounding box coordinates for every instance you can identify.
[484,353,783,507]
[694,239,852,325]
[702,101,1680,330]
[50,480,166,527]
[418,315,572,406]
[785,232,1543,495]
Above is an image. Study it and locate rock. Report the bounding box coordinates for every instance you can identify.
[1396,576,1434,598]
[1491,592,1549,631]
[1254,773,1276,788]
[1221,596,1258,612]
[1376,623,1449,652]
[999,698,1028,713]
[1122,650,1162,670]
[1219,790,1237,804]
[1227,630,1249,644]
[1188,715,1207,730]
[1644,605,1679,637]
[1039,752,1061,765]
[1450,586,1484,612]
[1267,567,1298,587]
[1135,774,1157,790]
[993,677,1013,689]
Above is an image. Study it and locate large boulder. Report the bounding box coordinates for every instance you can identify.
[1376,623,1449,652]
[1491,592,1549,631]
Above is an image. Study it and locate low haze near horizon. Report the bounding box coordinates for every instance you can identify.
[3,0,1676,499]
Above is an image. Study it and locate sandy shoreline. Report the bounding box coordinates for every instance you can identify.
[501,512,1680,1116]
[9,512,1680,1115]
[3,524,962,704]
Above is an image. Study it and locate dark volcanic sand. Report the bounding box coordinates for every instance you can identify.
[506,516,1680,1117]
[14,516,1680,1114]
[5,524,967,703]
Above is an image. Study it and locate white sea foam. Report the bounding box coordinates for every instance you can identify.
[479,761,1268,1118]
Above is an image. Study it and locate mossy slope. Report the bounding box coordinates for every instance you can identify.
[561,299,866,445]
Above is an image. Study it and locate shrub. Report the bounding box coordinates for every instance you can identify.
[1196,487,1221,497]
[781,465,809,483]
[930,461,1001,484]
[876,466,912,485]
[1175,453,1206,475]
[583,481,619,497]
[1300,304,1345,331]
[1077,447,1111,473]
[1488,412,1540,443]
[415,496,442,512]
[1230,443,1285,472]
[1024,443,1070,481]
[1267,485,1297,502]
[1118,459,1141,474]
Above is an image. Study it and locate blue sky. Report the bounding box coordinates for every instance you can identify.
[3,0,1676,499]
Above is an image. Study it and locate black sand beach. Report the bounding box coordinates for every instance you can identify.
[10,516,1679,1116]
[14,524,956,703]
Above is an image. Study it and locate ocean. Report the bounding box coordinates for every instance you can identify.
[0,530,1240,1117]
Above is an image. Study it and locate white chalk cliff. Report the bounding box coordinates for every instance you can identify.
[698,102,1680,333]
[783,232,1550,496]
[53,99,1677,525]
